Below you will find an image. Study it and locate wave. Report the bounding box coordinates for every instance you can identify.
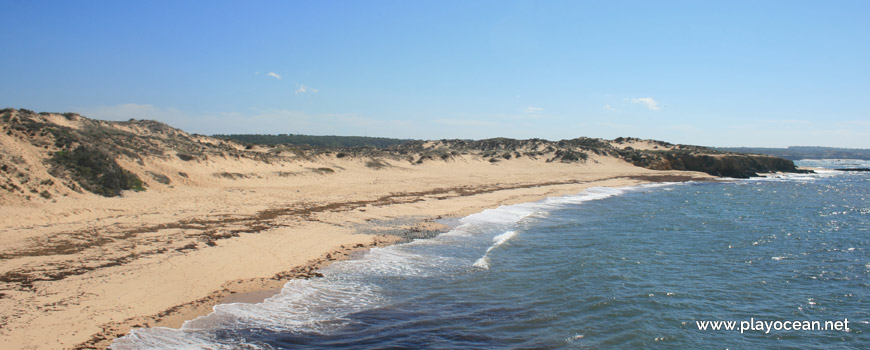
[742,171,840,183]
[472,230,519,269]
[110,183,675,349]
[796,159,870,169]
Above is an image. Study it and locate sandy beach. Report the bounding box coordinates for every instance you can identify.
[2,3,863,347]
[0,140,713,349]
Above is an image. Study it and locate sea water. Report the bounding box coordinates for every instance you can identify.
[112,160,868,349]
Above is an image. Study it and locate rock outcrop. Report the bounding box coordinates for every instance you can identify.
[621,150,805,178]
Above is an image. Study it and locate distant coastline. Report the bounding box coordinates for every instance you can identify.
[715,146,870,161]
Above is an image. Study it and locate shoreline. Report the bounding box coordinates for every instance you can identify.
[0,109,814,349]
[74,234,403,349]
[0,151,713,350]
[87,174,713,349]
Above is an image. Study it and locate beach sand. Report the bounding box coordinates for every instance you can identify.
[0,151,712,349]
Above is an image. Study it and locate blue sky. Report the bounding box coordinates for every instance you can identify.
[1,0,868,147]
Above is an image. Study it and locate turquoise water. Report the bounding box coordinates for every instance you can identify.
[113,161,868,349]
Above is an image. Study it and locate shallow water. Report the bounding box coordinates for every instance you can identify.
[113,160,869,349]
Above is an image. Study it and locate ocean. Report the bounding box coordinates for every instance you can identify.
[112,160,868,349]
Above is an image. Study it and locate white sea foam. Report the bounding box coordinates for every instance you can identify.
[745,171,839,183]
[470,185,674,270]
[797,159,870,169]
[491,230,520,249]
[111,183,670,349]
[112,328,237,350]
[473,230,521,269]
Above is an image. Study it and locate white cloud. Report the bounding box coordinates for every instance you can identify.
[603,104,613,111]
[525,106,544,113]
[295,84,318,94]
[630,97,660,111]
[267,72,282,80]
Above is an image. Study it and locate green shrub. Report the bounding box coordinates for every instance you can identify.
[50,146,145,197]
[365,159,389,169]
[147,171,171,184]
[312,167,335,174]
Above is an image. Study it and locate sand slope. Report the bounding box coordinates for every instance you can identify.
[0,109,714,349]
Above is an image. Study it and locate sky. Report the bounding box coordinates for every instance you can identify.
[1,0,868,148]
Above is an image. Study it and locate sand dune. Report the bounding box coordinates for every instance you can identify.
[1,109,720,349]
